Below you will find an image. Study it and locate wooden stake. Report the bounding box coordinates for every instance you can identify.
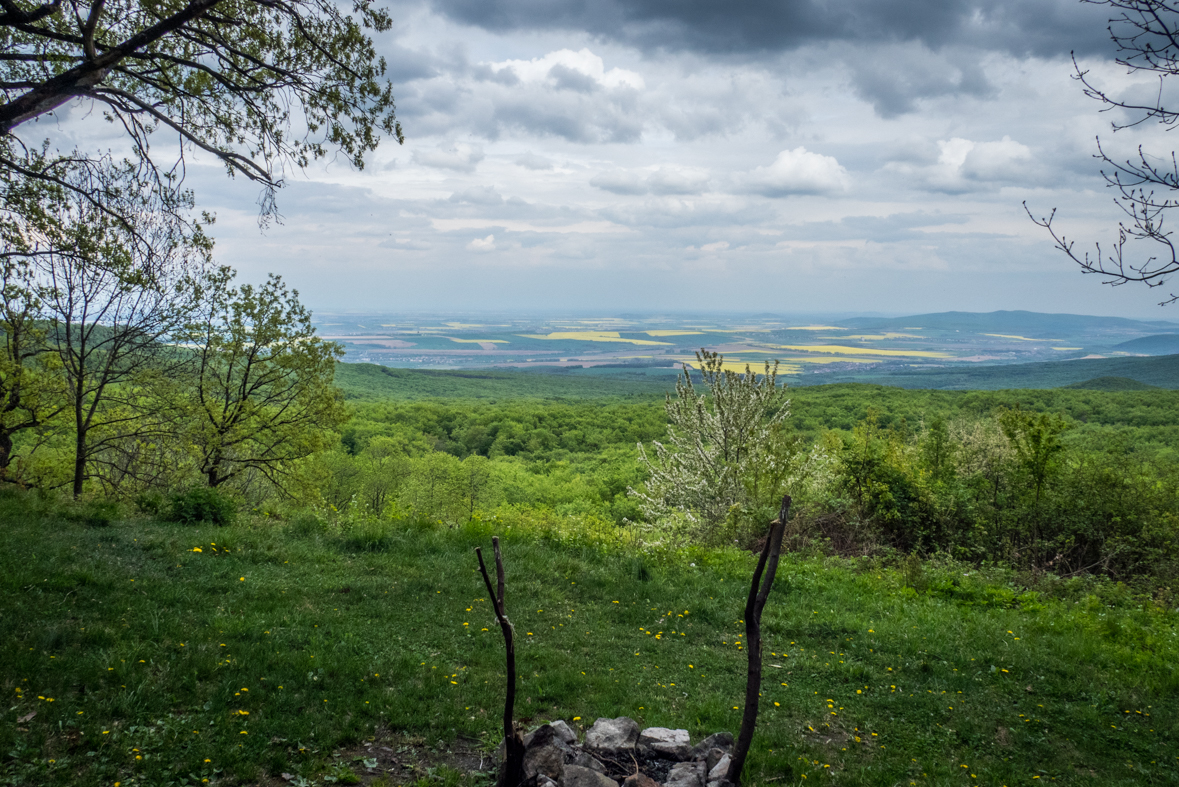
[476,537,525,787]
[726,495,791,786]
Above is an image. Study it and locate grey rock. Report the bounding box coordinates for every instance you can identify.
[526,724,561,749]
[571,751,607,773]
[664,761,705,787]
[561,764,619,787]
[524,743,566,782]
[585,717,640,755]
[638,727,692,760]
[707,753,731,783]
[536,778,558,787]
[551,720,578,745]
[707,781,734,787]
[692,732,733,757]
[703,748,726,773]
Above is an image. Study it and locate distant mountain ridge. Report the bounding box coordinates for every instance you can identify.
[797,353,1179,390]
[836,310,1179,336]
[1110,334,1179,355]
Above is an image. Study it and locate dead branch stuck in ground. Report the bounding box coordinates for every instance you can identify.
[727,495,791,786]
[476,537,525,787]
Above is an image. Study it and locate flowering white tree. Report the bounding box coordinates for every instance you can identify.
[630,350,790,534]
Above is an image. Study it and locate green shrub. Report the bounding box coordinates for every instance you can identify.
[68,498,121,528]
[167,486,237,526]
[134,490,166,517]
[340,518,400,552]
[288,511,328,537]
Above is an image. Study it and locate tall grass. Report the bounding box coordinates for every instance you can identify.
[1,489,1176,786]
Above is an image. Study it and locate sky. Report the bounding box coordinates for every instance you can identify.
[40,0,1179,318]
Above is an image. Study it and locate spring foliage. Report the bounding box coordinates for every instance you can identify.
[631,350,789,533]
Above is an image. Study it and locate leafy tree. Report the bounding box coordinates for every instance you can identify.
[921,415,955,481]
[403,450,462,523]
[454,453,498,519]
[22,158,211,496]
[356,434,417,515]
[999,407,1071,509]
[175,269,346,489]
[631,350,789,534]
[0,0,402,216]
[0,255,64,476]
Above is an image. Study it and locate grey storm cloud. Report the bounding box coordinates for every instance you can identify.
[428,0,1114,59]
[845,44,997,117]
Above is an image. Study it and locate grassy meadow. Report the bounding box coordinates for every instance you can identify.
[2,490,1177,787]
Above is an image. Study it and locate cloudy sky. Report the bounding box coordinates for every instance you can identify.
[161,1,1179,316]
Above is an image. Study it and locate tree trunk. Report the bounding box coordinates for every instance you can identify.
[72,429,86,498]
[0,431,12,472]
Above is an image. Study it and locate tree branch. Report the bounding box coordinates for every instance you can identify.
[0,0,223,133]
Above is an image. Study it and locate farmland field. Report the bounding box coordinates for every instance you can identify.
[316,311,1179,389]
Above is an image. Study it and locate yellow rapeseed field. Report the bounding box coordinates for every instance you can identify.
[776,345,951,358]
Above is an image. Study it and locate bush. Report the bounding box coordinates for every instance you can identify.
[68,498,121,528]
[288,511,328,537]
[134,490,166,517]
[339,518,400,552]
[167,486,237,526]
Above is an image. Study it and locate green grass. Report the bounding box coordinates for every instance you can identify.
[2,490,1177,786]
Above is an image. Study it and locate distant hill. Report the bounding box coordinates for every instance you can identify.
[334,362,672,400]
[1063,376,1160,391]
[1110,334,1179,355]
[837,310,1179,337]
[795,353,1179,390]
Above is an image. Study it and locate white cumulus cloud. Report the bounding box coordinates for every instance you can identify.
[466,234,496,252]
[741,148,850,196]
[487,49,645,91]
